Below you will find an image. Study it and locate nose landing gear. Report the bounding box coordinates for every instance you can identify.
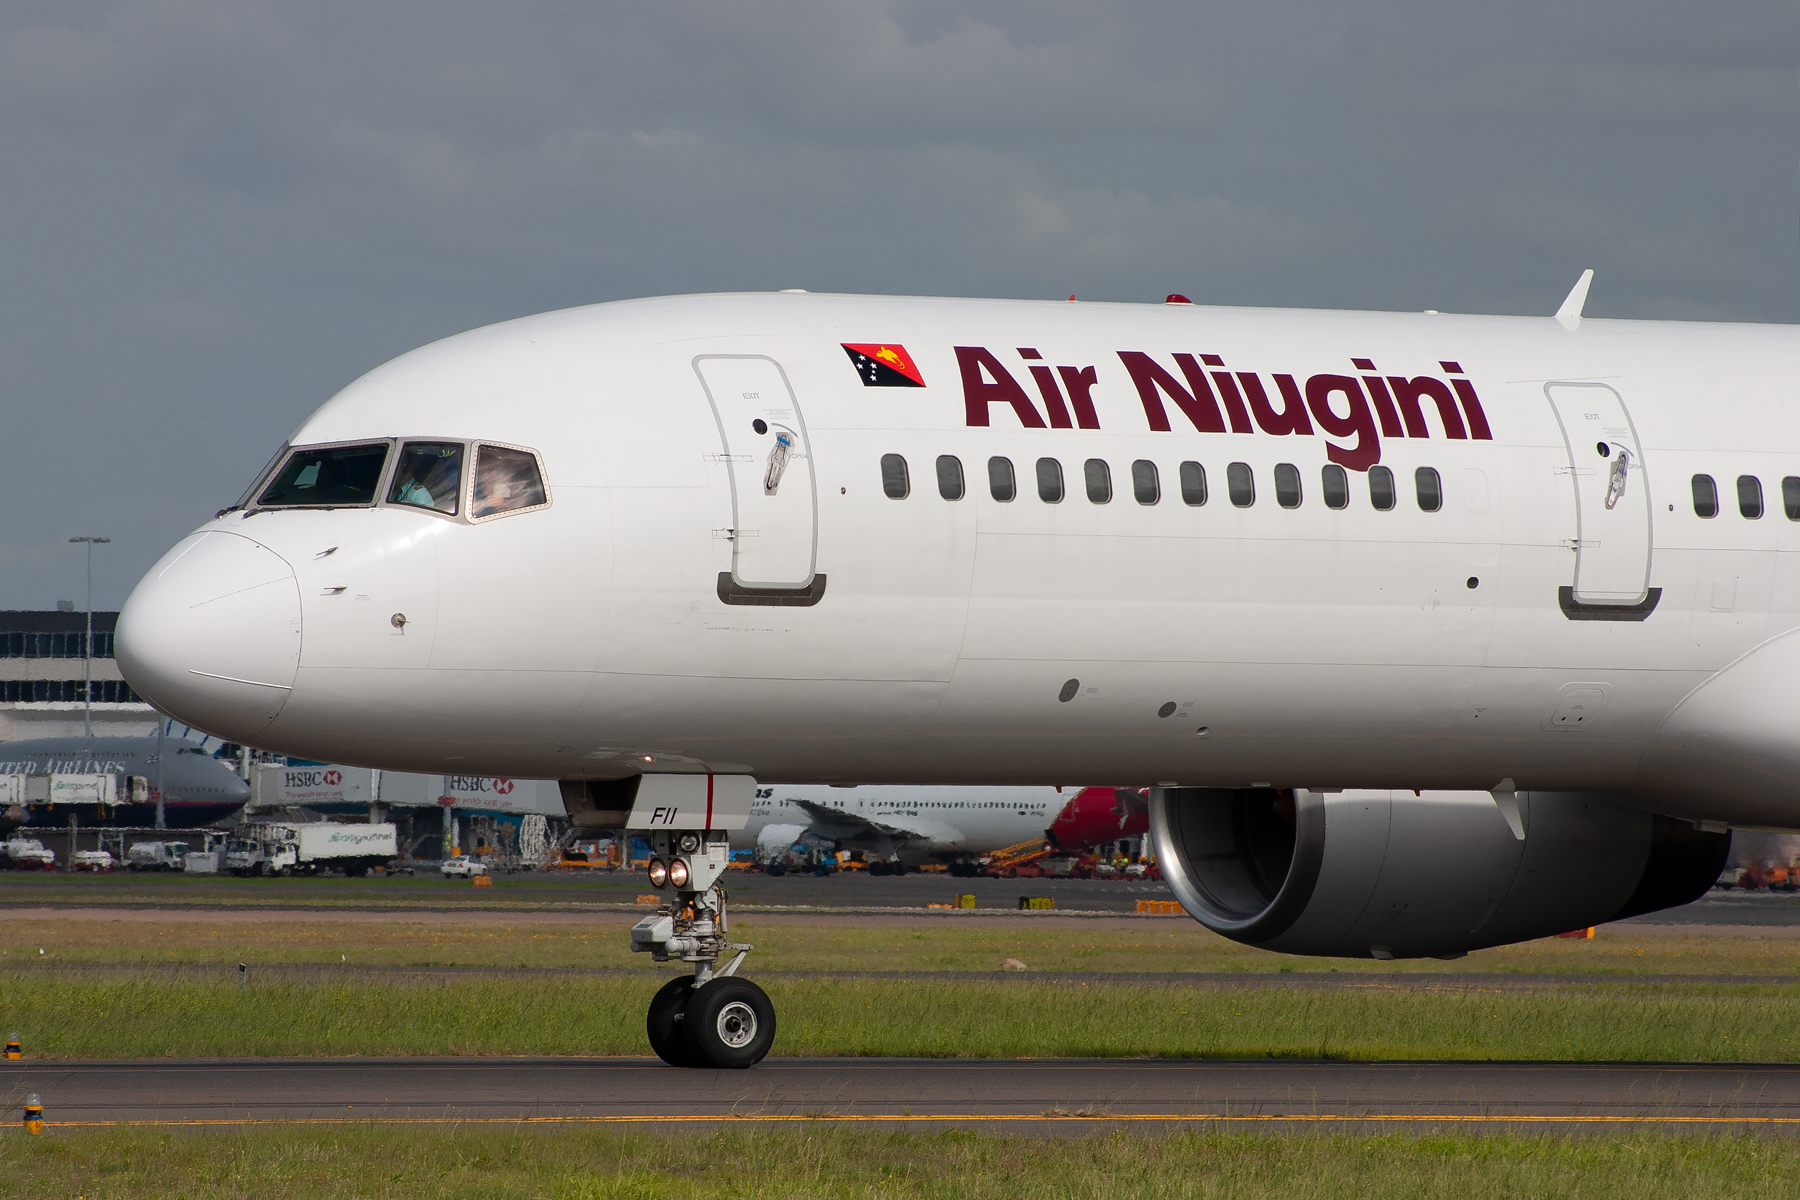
[631,829,776,1068]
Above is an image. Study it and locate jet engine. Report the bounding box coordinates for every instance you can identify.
[1149,787,1728,959]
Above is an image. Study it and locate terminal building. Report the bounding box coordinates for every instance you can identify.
[0,608,573,866]
[250,763,567,864]
[0,609,156,740]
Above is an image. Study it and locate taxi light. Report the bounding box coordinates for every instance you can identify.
[669,858,691,889]
[647,858,669,888]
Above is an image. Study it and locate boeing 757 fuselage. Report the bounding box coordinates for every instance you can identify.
[115,286,1799,1064]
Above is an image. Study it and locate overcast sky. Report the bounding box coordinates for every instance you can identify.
[2,0,1796,609]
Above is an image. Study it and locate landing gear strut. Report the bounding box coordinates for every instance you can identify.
[630,829,775,1068]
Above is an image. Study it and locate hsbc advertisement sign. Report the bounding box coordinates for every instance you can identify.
[254,765,563,815]
[436,775,559,815]
[256,765,372,807]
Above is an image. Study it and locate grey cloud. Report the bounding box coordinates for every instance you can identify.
[0,0,1795,607]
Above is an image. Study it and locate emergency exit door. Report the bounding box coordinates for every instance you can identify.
[695,356,818,590]
[1546,382,1653,606]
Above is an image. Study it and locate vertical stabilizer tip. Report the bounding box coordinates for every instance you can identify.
[1555,269,1594,332]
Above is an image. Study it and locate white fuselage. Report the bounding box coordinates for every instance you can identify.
[742,784,1064,858]
[116,292,1800,830]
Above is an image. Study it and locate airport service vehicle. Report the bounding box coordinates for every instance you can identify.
[183,850,221,874]
[439,855,489,878]
[547,846,609,870]
[0,736,251,829]
[1718,830,1800,890]
[0,775,24,836]
[225,823,397,877]
[120,278,1800,1067]
[1,838,55,870]
[758,838,838,877]
[743,784,1066,873]
[68,849,115,873]
[127,841,190,871]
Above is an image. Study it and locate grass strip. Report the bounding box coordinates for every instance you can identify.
[6,974,1800,1060]
[8,1125,1800,1198]
[14,915,1800,977]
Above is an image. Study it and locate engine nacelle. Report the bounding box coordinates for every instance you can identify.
[1150,787,1728,959]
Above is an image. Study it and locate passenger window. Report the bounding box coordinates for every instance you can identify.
[1132,460,1160,505]
[1036,458,1064,503]
[881,454,910,499]
[1179,461,1207,506]
[1369,465,1396,511]
[1415,467,1442,512]
[389,442,464,514]
[1321,464,1348,510]
[936,455,964,501]
[1274,463,1302,509]
[259,443,389,508]
[1784,477,1800,520]
[470,444,547,518]
[988,457,1016,502]
[1084,459,1112,504]
[1692,474,1718,518]
[1738,475,1763,519]
[1227,462,1254,508]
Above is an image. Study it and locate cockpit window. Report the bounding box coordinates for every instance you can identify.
[472,444,548,518]
[230,444,290,512]
[387,442,464,514]
[257,443,389,508]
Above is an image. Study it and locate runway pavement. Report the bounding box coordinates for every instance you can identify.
[6,1057,1800,1131]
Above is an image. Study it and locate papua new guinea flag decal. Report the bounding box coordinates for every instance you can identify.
[842,343,926,387]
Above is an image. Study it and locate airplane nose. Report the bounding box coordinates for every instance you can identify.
[116,531,302,743]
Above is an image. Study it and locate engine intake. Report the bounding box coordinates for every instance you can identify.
[1150,787,1727,959]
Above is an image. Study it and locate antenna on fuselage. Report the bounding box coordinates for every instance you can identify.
[1554,269,1595,332]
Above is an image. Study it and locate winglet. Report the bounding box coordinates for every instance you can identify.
[1554,269,1594,332]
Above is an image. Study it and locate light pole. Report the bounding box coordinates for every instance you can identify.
[68,537,110,740]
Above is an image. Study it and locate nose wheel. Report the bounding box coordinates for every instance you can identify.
[646,976,699,1068]
[647,975,776,1069]
[631,828,777,1068]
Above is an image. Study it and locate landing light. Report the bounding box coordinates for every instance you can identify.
[647,858,669,888]
[669,858,691,889]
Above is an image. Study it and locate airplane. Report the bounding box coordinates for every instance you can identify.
[0,734,252,830]
[742,783,1066,874]
[115,275,1794,1067]
[1046,786,1148,851]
